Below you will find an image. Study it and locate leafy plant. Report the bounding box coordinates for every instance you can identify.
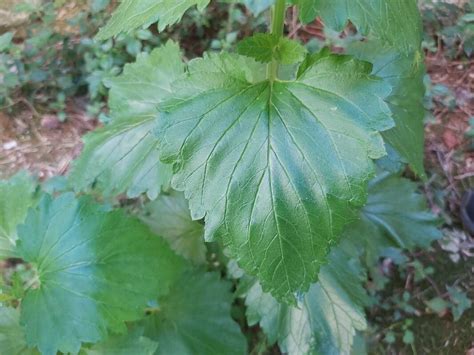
[422,0,474,58]
[0,1,448,354]
[0,0,161,120]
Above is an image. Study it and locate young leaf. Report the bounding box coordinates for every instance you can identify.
[237,33,279,63]
[69,42,184,200]
[0,172,37,260]
[156,52,393,302]
[140,191,206,265]
[142,271,248,355]
[237,33,307,64]
[96,0,211,39]
[276,37,307,64]
[83,327,158,355]
[16,193,185,355]
[347,42,426,177]
[344,172,442,266]
[292,0,422,53]
[245,244,369,354]
[0,307,37,355]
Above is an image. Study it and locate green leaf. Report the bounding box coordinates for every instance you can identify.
[82,327,158,355]
[142,270,248,355]
[237,33,279,63]
[0,307,37,355]
[344,172,442,266]
[292,0,422,52]
[237,34,307,64]
[275,38,307,64]
[69,42,184,200]
[0,172,37,260]
[402,330,414,345]
[96,0,211,39]
[447,286,472,321]
[156,52,393,302]
[347,42,426,177]
[245,244,369,354]
[17,193,185,355]
[140,191,206,264]
[425,297,449,314]
[0,32,14,52]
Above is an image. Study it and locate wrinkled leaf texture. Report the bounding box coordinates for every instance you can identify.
[69,42,183,199]
[156,52,393,302]
[16,193,185,355]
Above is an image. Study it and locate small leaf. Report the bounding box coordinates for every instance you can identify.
[276,37,307,64]
[237,33,279,63]
[0,172,37,260]
[384,331,396,344]
[156,51,392,302]
[245,243,369,354]
[237,34,306,64]
[402,330,415,345]
[425,297,449,314]
[447,286,472,321]
[96,0,211,39]
[142,271,248,355]
[140,191,206,265]
[17,193,185,355]
[69,42,184,200]
[0,32,14,52]
[344,172,442,266]
[83,327,158,355]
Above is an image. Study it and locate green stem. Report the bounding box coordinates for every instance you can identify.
[267,0,286,82]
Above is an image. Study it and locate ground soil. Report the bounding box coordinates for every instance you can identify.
[0,98,96,180]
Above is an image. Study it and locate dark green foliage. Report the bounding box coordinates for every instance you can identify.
[0,1,459,354]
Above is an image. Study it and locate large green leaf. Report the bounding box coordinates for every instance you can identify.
[344,172,442,266]
[140,191,206,265]
[0,172,37,259]
[16,193,185,355]
[156,52,393,302]
[245,243,369,354]
[347,42,426,176]
[82,327,158,355]
[142,270,248,355]
[69,42,183,199]
[96,0,211,39]
[0,307,37,355]
[292,0,422,53]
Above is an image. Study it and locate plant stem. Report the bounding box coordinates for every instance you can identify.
[267,0,286,82]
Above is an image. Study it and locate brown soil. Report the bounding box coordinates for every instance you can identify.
[0,99,96,180]
[425,54,474,219]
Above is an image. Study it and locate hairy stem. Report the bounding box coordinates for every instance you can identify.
[267,0,286,82]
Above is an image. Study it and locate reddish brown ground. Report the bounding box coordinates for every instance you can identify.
[0,99,96,180]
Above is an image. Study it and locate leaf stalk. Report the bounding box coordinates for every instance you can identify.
[267,0,286,82]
